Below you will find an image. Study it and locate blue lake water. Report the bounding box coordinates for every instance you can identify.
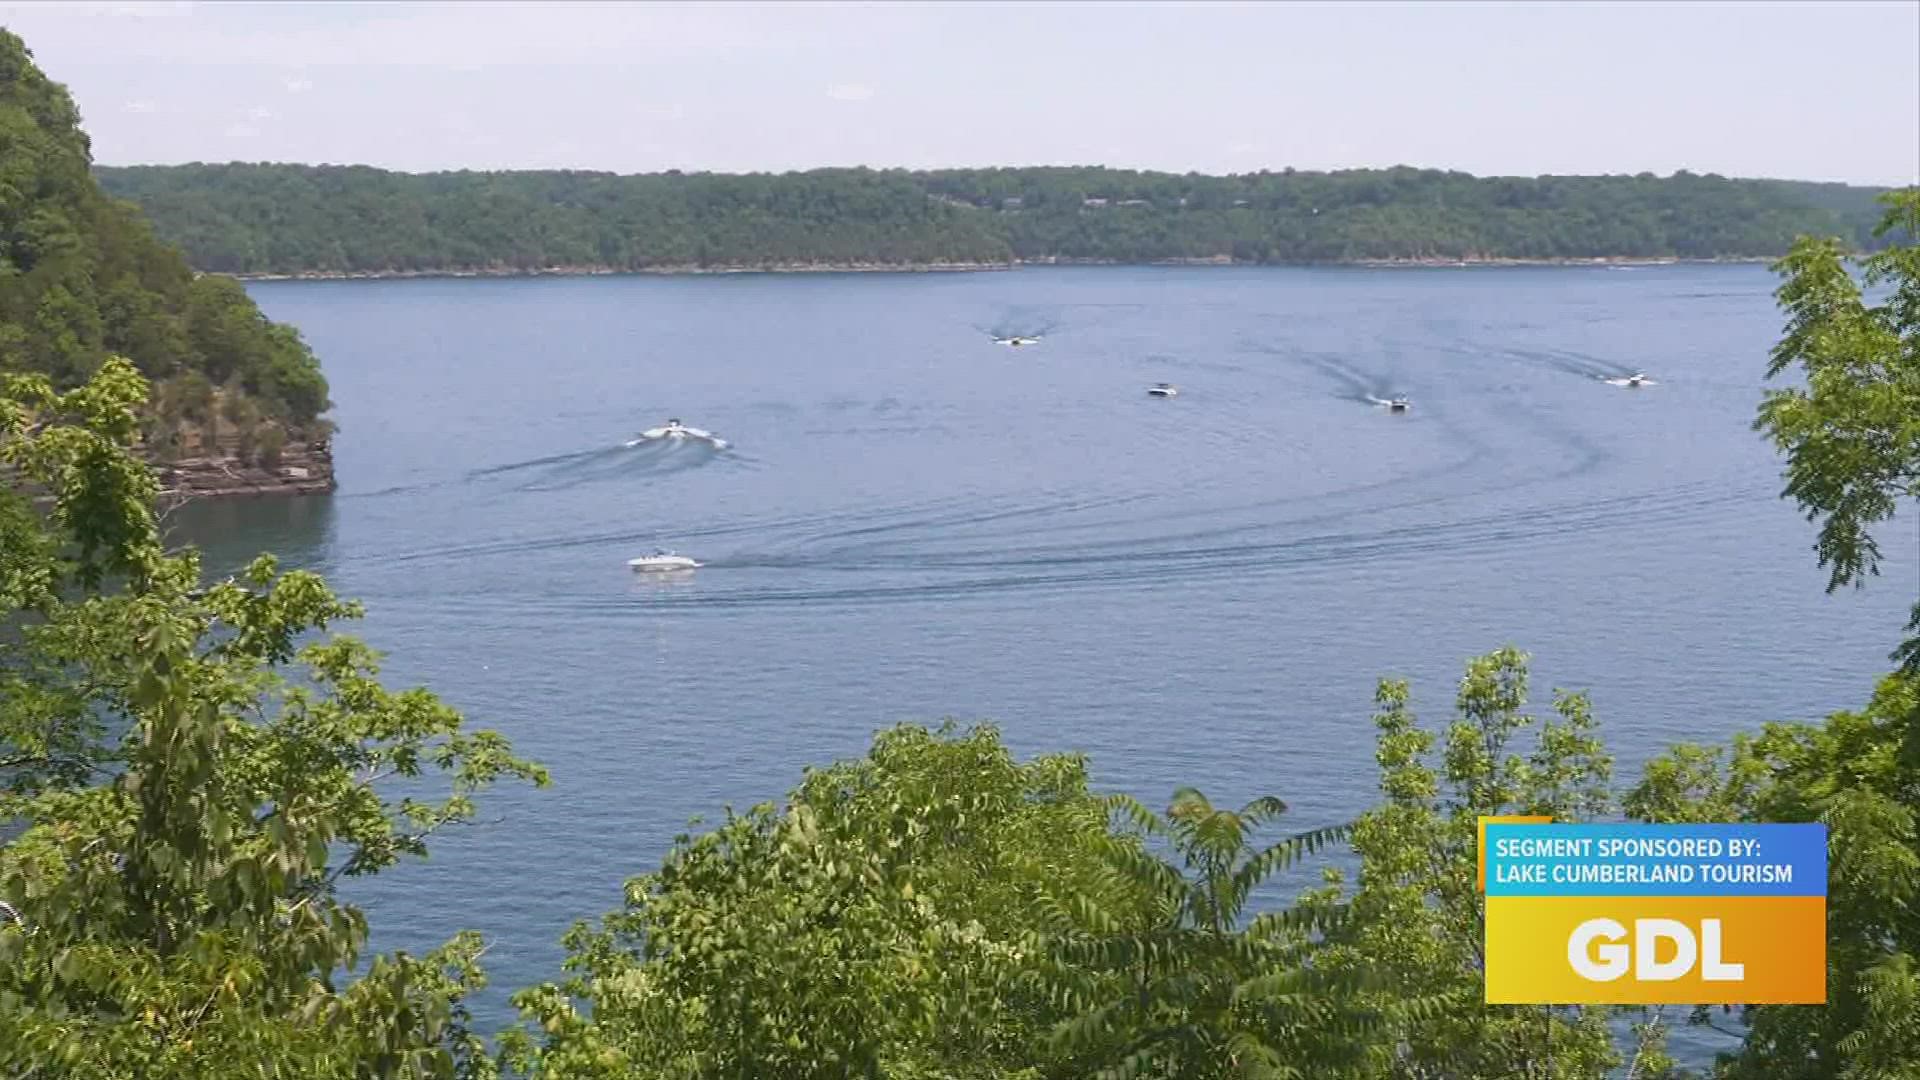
[178,265,1915,1054]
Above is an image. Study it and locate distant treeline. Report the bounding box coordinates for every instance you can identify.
[93,163,1893,275]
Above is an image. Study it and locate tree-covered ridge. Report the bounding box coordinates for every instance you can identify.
[93,161,1893,276]
[95,165,1017,275]
[0,30,329,458]
[935,167,1894,264]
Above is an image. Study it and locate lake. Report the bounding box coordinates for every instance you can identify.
[179,265,1914,1050]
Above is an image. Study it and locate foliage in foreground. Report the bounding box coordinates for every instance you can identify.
[498,722,1370,1079]
[1303,652,1626,1079]
[0,358,546,1077]
[1631,672,1920,1079]
[503,724,1119,1079]
[494,665,1916,1080]
[1756,188,1920,674]
[494,652,1603,1079]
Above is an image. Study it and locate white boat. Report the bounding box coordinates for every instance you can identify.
[1602,373,1656,388]
[992,335,1040,348]
[629,418,730,448]
[628,550,701,572]
[1369,395,1412,412]
[1147,383,1179,397]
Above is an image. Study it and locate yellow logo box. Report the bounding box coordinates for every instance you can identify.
[1485,895,1825,1004]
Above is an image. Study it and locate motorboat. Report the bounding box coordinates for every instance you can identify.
[629,418,730,448]
[628,550,701,572]
[1384,397,1411,412]
[992,335,1040,348]
[1147,383,1179,397]
[1602,372,1655,389]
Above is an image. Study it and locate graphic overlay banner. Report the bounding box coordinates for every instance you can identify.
[1482,823,1827,1004]
[1477,815,1551,891]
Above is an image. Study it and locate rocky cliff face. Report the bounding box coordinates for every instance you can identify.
[152,440,336,500]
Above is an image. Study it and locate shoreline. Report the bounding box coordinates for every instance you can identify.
[224,254,1775,282]
[233,261,1017,282]
[1346,255,1772,268]
[151,445,337,502]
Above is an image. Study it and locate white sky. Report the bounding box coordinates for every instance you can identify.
[4,1,1917,184]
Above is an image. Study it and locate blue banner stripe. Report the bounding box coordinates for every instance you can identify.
[1484,823,1826,897]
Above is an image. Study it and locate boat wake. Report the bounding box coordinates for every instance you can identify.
[1244,342,1406,406]
[976,299,1157,348]
[465,437,727,492]
[1499,347,1639,382]
[978,304,1063,347]
[372,491,1016,568]
[467,447,607,480]
[419,476,1768,618]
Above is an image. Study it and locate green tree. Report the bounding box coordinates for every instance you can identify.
[1307,648,1630,1079]
[1629,674,1920,1079]
[1042,789,1359,1079]
[503,723,1122,1079]
[0,358,546,1078]
[1756,188,1920,673]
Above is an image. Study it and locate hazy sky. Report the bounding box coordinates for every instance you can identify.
[4,1,1916,183]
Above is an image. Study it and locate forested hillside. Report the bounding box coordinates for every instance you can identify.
[95,162,1891,276]
[0,31,330,470]
[95,165,1014,275]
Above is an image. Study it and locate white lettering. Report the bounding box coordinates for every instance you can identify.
[1700,919,1744,982]
[1635,919,1695,981]
[1568,918,1630,982]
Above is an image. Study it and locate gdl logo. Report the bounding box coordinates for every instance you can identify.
[1481,822,1826,1005]
[1565,917,1744,983]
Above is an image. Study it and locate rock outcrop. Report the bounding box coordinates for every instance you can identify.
[153,440,336,500]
